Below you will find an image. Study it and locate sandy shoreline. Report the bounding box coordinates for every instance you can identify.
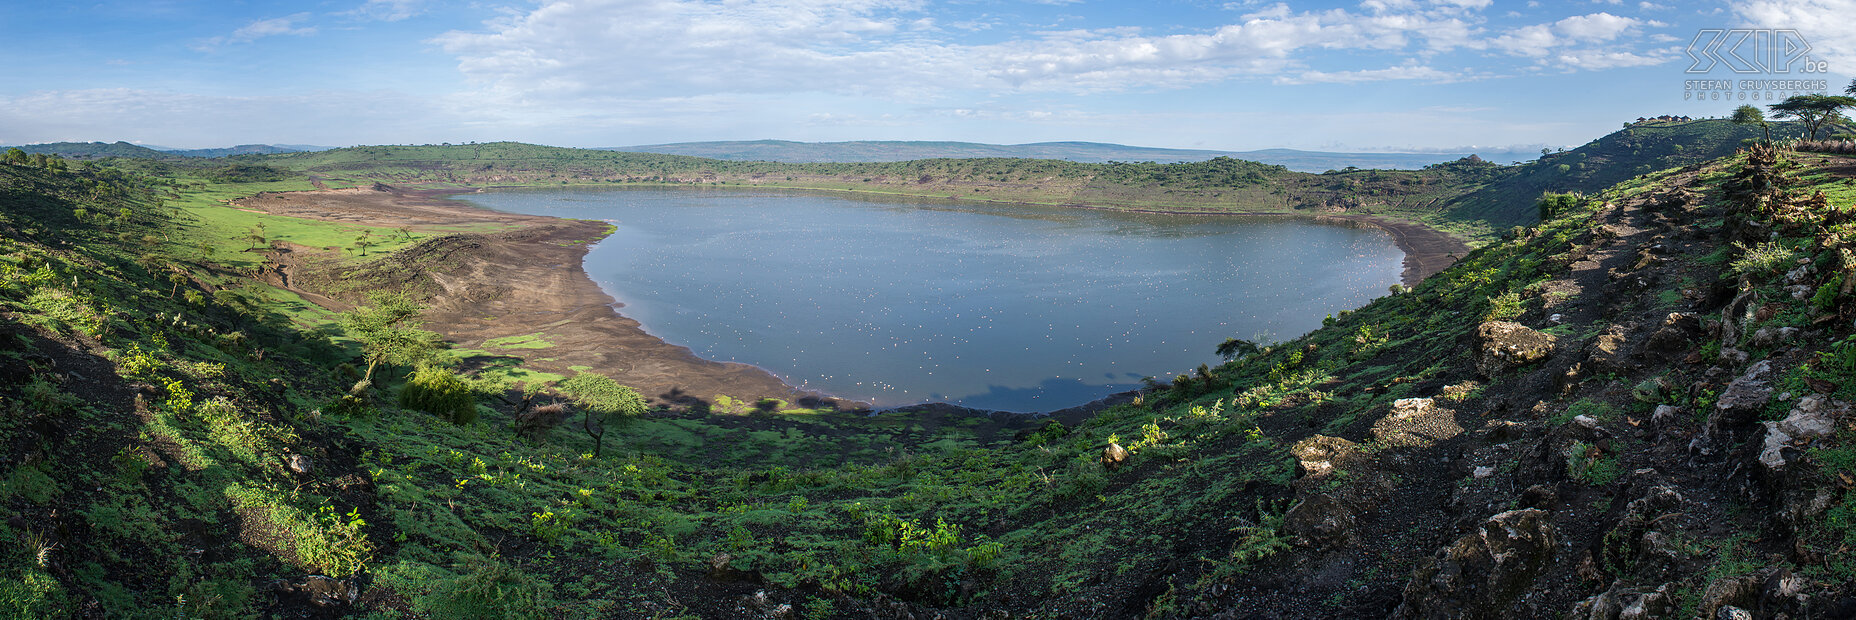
[240,185,854,411]
[239,184,1468,413]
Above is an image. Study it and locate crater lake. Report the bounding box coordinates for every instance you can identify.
[457,187,1404,411]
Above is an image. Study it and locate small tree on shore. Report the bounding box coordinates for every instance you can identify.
[556,371,647,458]
[352,229,375,257]
[340,291,440,395]
[1215,338,1260,361]
[245,223,268,251]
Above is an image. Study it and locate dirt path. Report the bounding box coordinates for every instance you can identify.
[235,185,851,411]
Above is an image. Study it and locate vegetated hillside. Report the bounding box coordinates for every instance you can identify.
[253,142,1513,238]
[254,123,1774,242]
[4,141,175,160]
[163,144,303,158]
[1446,119,1820,227]
[5,138,1856,618]
[0,158,370,617]
[604,140,1492,172]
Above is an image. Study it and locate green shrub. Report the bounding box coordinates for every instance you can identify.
[206,164,290,183]
[1566,441,1621,485]
[1729,241,1799,281]
[1055,459,1107,499]
[224,485,373,577]
[417,557,552,620]
[1813,274,1844,311]
[1536,192,1582,221]
[400,366,479,425]
[1551,399,1617,425]
[1483,290,1523,321]
[0,567,67,619]
[195,397,279,464]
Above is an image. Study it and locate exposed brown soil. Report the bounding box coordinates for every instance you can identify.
[236,185,852,411]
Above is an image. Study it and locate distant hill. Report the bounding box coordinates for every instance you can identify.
[1445,119,1811,226]
[601,140,1512,173]
[4,141,173,159]
[242,120,1813,235]
[159,144,303,158]
[143,144,340,157]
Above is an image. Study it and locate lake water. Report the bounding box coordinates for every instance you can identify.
[456,187,1403,411]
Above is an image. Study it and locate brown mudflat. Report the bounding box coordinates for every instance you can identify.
[237,185,852,411]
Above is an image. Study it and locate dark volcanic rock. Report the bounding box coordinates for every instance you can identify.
[1101,442,1129,469]
[1282,494,1356,549]
[1692,361,1773,455]
[1599,486,1684,575]
[1475,322,1558,378]
[1570,582,1674,620]
[1371,397,1464,448]
[1587,323,1636,375]
[1395,508,1559,619]
[1290,435,1359,480]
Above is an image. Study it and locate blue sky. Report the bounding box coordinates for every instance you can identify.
[1,0,1851,151]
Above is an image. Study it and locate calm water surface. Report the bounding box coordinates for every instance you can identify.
[457,187,1402,411]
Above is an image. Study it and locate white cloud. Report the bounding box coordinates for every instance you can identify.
[1276,64,1466,84]
[434,0,1504,106]
[1553,49,1671,70]
[426,0,1683,120]
[1359,0,1419,13]
[192,13,317,50]
[1491,11,1666,71]
[1733,0,1856,78]
[1553,12,1637,41]
[343,0,427,22]
[0,88,446,147]
[1492,24,1557,57]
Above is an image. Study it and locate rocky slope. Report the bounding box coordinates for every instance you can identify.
[1128,143,1856,618]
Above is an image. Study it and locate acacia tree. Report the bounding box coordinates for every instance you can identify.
[352,229,375,257]
[245,223,268,251]
[340,291,440,395]
[1215,338,1261,361]
[1770,94,1856,140]
[556,371,647,458]
[1731,104,1771,143]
